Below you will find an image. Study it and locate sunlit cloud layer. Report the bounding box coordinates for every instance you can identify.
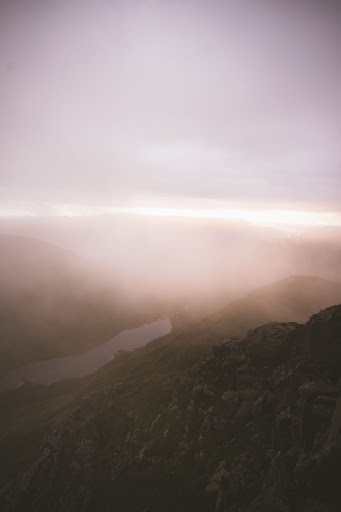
[1,202,341,228]
[107,207,341,227]
[1,0,340,211]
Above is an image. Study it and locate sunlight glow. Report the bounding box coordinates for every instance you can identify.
[1,204,341,227]
[104,207,341,227]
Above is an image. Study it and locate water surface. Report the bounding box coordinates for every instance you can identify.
[0,318,171,391]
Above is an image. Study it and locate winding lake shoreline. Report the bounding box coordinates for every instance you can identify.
[0,318,172,392]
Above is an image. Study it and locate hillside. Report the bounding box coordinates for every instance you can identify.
[208,275,341,338]
[79,275,341,390]
[0,234,163,374]
[1,304,340,511]
[3,232,340,379]
[0,274,340,490]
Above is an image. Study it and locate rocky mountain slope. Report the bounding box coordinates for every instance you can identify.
[1,304,340,511]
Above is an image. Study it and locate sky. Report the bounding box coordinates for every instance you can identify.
[1,0,340,224]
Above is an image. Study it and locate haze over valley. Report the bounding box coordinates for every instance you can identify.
[1,1,340,510]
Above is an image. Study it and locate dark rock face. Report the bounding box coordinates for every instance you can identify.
[304,305,341,373]
[1,305,341,512]
[245,322,299,364]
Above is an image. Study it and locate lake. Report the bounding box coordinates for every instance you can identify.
[0,317,172,391]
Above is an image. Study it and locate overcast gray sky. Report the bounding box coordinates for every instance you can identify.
[1,0,340,217]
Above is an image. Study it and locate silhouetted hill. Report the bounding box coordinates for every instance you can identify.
[209,275,341,338]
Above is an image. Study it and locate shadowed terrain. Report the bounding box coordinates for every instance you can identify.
[1,302,340,512]
[0,273,341,510]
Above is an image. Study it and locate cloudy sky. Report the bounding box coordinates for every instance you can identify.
[1,0,340,222]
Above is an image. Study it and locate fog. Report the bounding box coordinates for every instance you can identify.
[1,0,340,214]
[1,0,341,369]
[2,6,341,508]
[1,216,341,311]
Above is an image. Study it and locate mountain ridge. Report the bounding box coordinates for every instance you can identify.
[1,303,340,511]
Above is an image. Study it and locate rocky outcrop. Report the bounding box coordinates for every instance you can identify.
[1,305,341,512]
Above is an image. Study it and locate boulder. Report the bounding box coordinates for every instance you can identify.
[245,322,298,365]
